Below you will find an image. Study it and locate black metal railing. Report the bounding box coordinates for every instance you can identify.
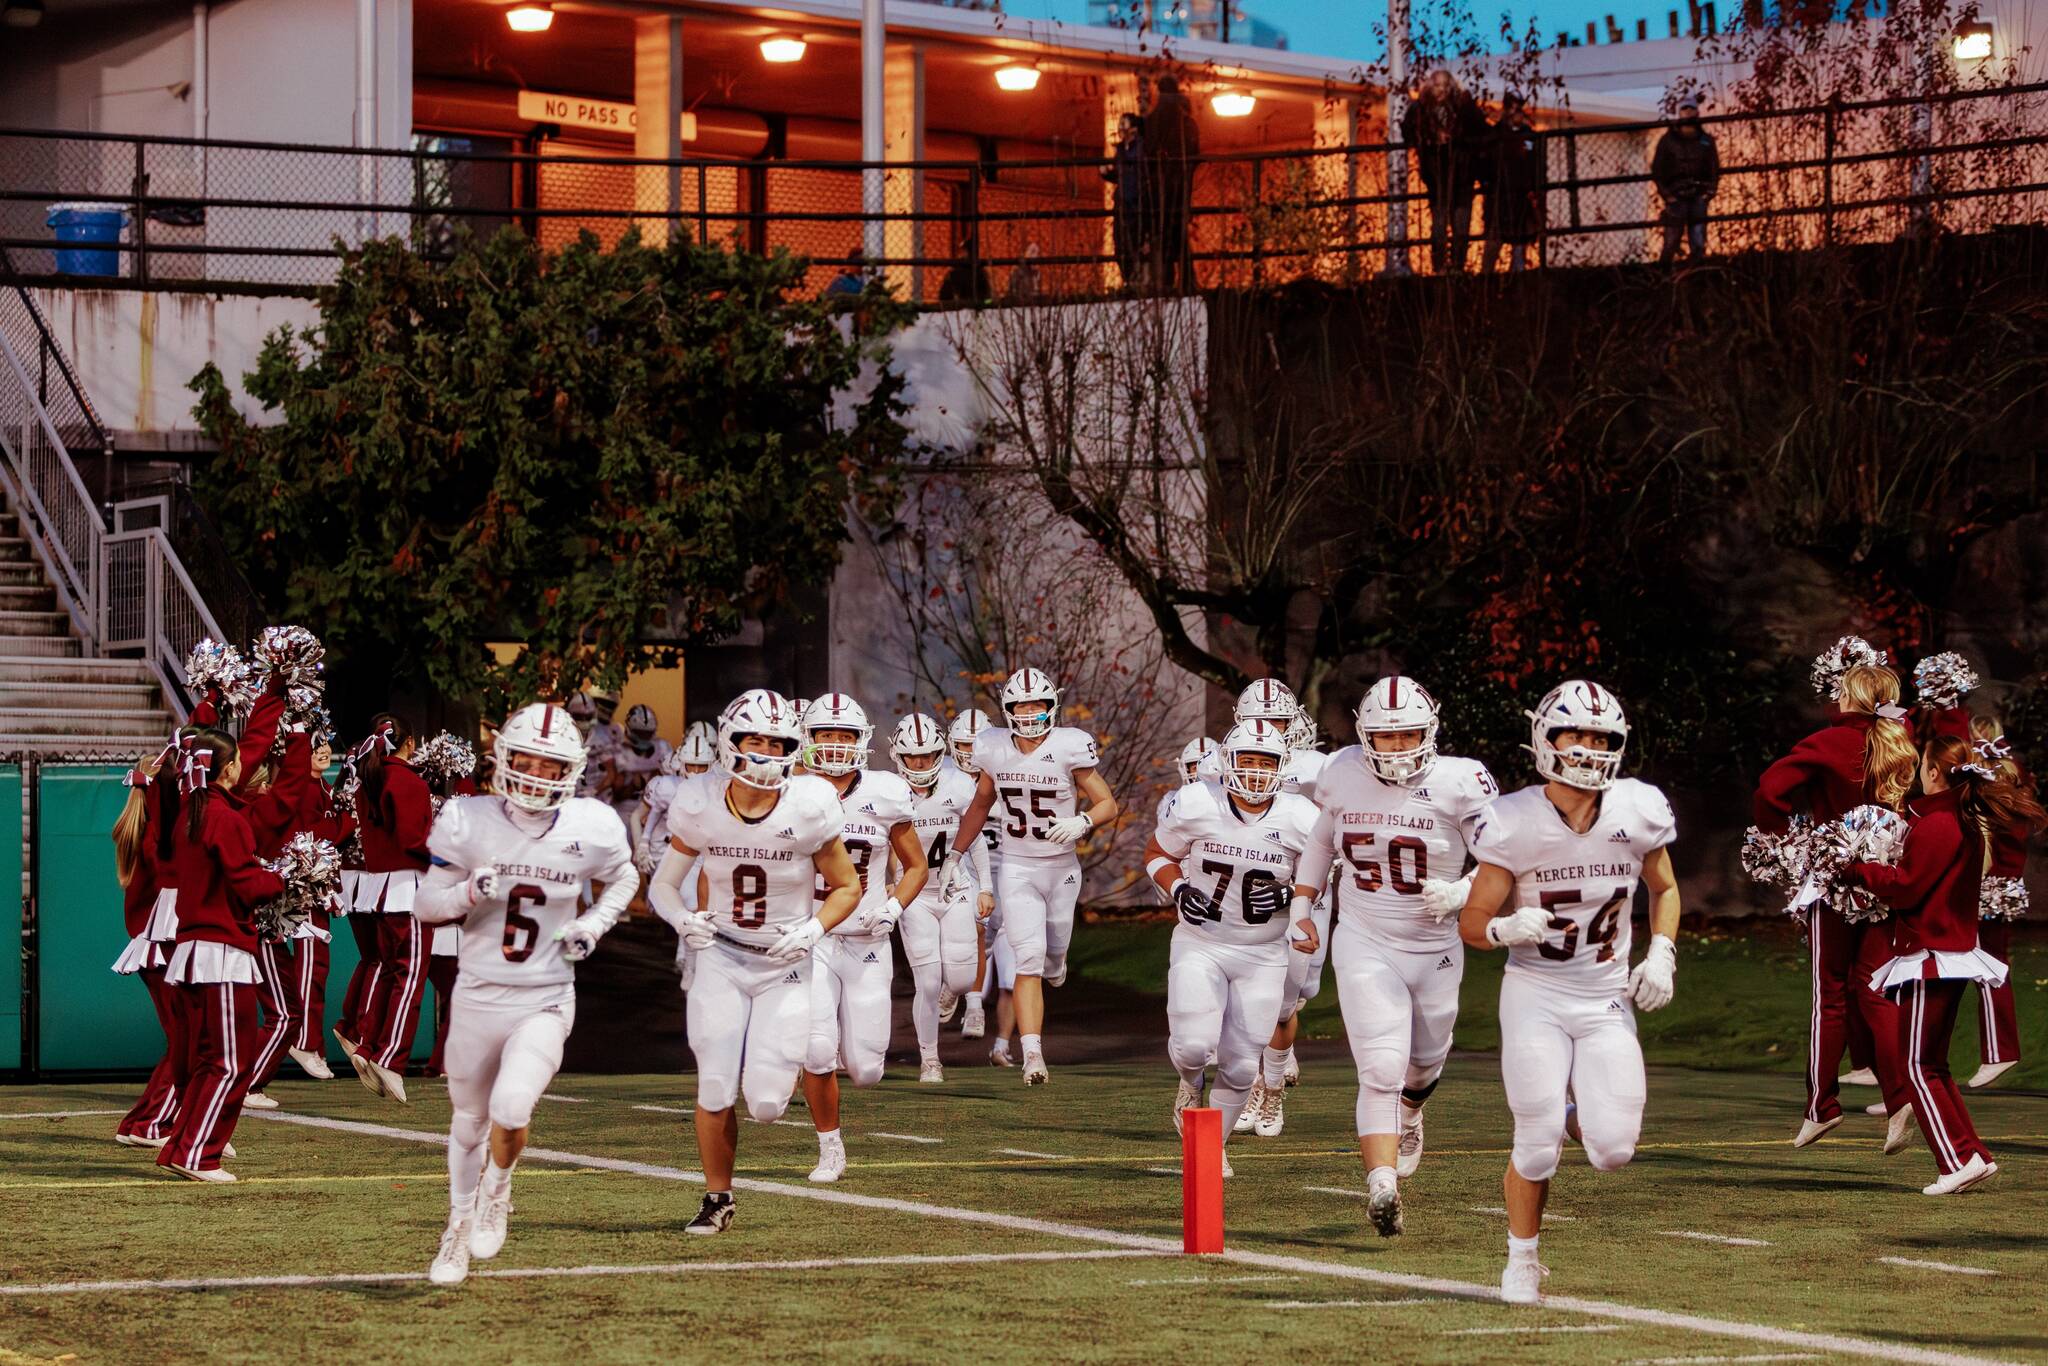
[1,81,2044,302]
[0,245,111,461]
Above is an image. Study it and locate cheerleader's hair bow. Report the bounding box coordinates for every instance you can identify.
[181,748,216,796]
[1975,736,2013,764]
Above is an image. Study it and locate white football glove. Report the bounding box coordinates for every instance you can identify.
[767,916,827,962]
[464,866,500,906]
[862,896,906,934]
[554,916,601,963]
[1486,904,1551,948]
[938,851,965,901]
[678,910,716,952]
[1628,933,1678,1011]
[1419,873,1473,922]
[1285,894,1319,954]
[1044,814,1093,845]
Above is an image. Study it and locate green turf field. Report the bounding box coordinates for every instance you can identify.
[4,1052,2042,1364]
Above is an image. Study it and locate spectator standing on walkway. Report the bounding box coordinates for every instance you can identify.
[1103,112,1151,290]
[1144,76,1201,292]
[1400,69,1489,272]
[1652,101,1720,263]
[1481,95,1546,273]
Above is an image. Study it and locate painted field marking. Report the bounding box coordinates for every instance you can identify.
[1627,1356,1823,1365]
[1660,1231,1772,1248]
[1144,1166,1181,1176]
[1267,1298,1446,1310]
[1468,1205,1577,1223]
[632,1105,694,1117]
[0,1110,127,1121]
[0,1169,600,1193]
[871,1133,942,1145]
[0,1247,1162,1298]
[229,1109,2025,1366]
[1877,1257,1999,1277]
[769,1119,809,1129]
[997,1149,1069,1160]
[1444,1325,1631,1336]
[1303,1185,1365,1199]
[537,1095,587,1105]
[1126,1274,1295,1287]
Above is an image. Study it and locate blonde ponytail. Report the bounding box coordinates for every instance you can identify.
[1839,664,1915,809]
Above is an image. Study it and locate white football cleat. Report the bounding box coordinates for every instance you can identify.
[686,1192,735,1235]
[1500,1259,1548,1305]
[1220,1147,1234,1180]
[288,1047,334,1080]
[919,1058,945,1084]
[961,1001,986,1039]
[242,1091,280,1111]
[1839,1067,1879,1087]
[469,1189,511,1259]
[1253,1085,1285,1138]
[1282,1050,1301,1088]
[1235,1079,1265,1134]
[167,1163,236,1184]
[115,1132,169,1150]
[1397,1110,1426,1179]
[809,1141,848,1184]
[430,1219,473,1285]
[937,988,961,1024]
[1792,1115,1843,1147]
[1968,1060,2017,1089]
[1022,1051,1049,1085]
[1173,1078,1202,1135]
[1883,1103,1918,1155]
[989,1044,1015,1068]
[1922,1154,1998,1196]
[1368,1183,1405,1238]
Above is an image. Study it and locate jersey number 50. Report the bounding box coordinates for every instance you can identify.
[1340,833,1427,895]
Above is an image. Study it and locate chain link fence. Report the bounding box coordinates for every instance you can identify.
[3,83,2045,301]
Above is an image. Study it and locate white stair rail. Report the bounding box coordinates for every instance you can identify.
[0,312,101,648]
[102,519,228,712]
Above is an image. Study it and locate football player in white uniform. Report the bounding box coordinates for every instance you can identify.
[1296,677,1497,1236]
[1460,680,1681,1305]
[893,713,978,1081]
[950,709,1008,1050]
[607,704,671,845]
[1159,736,1220,825]
[1233,678,1332,1136]
[414,702,640,1285]
[1148,720,1322,1172]
[637,724,717,988]
[565,692,623,800]
[795,694,927,1181]
[647,690,862,1235]
[949,669,1118,1084]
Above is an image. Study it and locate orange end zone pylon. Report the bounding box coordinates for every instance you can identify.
[1181,1107,1225,1254]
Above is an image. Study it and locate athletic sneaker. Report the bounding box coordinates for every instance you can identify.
[1396,1110,1426,1179]
[1922,1154,1998,1196]
[937,988,961,1024]
[686,1192,736,1234]
[1500,1258,1548,1305]
[1839,1067,1879,1086]
[1792,1115,1844,1147]
[288,1047,334,1080]
[348,1050,384,1098]
[370,1060,409,1104]
[1282,1050,1301,1088]
[810,1137,847,1183]
[989,1044,1015,1068]
[430,1219,473,1286]
[1883,1103,1918,1155]
[1220,1148,1234,1179]
[470,1189,511,1259]
[1236,1079,1265,1134]
[1368,1183,1405,1237]
[1173,1078,1202,1135]
[1968,1060,2017,1089]
[115,1132,168,1150]
[919,1058,945,1084]
[961,1002,986,1039]
[333,1026,359,1059]
[242,1091,279,1111]
[1253,1085,1285,1138]
[1022,1050,1049,1085]
[166,1163,236,1184]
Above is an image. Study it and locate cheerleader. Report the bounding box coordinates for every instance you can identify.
[241,727,321,1109]
[1848,734,2044,1194]
[1753,663,1919,1149]
[157,728,288,1181]
[110,739,185,1148]
[1968,716,2034,1087]
[334,736,380,1060]
[349,715,434,1103]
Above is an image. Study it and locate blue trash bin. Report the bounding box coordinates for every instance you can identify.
[47,201,128,277]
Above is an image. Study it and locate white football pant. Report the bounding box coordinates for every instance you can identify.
[1167,932,1290,1134]
[901,891,979,1051]
[998,855,1082,979]
[806,933,894,1086]
[687,940,812,1120]
[444,980,576,1208]
[1335,923,1463,1136]
[1499,969,1646,1181]
[1285,888,1334,1017]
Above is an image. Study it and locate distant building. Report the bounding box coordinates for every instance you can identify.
[1087,0,1290,50]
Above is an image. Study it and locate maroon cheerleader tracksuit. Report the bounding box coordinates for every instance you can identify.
[1976,770,2033,1072]
[356,759,435,1073]
[243,731,316,1095]
[1852,787,2005,1176]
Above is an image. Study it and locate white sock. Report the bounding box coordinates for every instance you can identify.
[1368,1165,1397,1194]
[1283,1046,1297,1071]
[991,1039,1012,1058]
[1262,1047,1288,1089]
[817,1127,842,1153]
[448,1188,475,1225]
[1399,1101,1423,1126]
[1508,1233,1540,1263]
[1021,1032,1042,1056]
[481,1158,514,1200]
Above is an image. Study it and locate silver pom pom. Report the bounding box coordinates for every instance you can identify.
[183,638,252,706]
[1979,875,2029,921]
[1911,652,1979,711]
[1793,804,1909,924]
[252,625,327,694]
[254,832,342,942]
[1740,825,1793,889]
[414,732,478,792]
[1810,636,1888,701]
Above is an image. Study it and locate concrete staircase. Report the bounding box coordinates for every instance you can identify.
[0,500,172,755]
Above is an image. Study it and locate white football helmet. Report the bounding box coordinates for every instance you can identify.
[1526,680,1630,791]
[999,668,1059,739]
[1356,676,1441,784]
[949,708,993,773]
[892,713,948,790]
[495,702,589,812]
[1179,736,1218,783]
[1220,719,1291,802]
[802,692,873,776]
[718,690,804,790]
[1287,703,1319,753]
[675,722,716,771]
[1235,678,1299,734]
[589,689,620,725]
[564,692,597,738]
[624,703,658,748]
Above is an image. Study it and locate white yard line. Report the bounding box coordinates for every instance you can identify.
[0,1110,126,1120]
[1266,1298,1446,1310]
[536,1095,587,1104]
[0,1248,1160,1298]
[1468,1205,1577,1222]
[1627,1356,1823,1365]
[1444,1325,1631,1335]
[997,1149,1069,1160]
[234,1111,2025,1366]
[1877,1257,1999,1277]
[631,1105,694,1116]
[1126,1274,1295,1286]
[1144,1166,1181,1175]
[870,1133,942,1145]
[1660,1231,1772,1248]
[1303,1185,1365,1199]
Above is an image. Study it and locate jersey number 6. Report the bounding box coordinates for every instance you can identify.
[502,883,546,962]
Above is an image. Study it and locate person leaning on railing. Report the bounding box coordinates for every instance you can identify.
[1481,94,1546,274]
[1652,101,1720,263]
[1399,69,1490,274]
[1144,76,1201,293]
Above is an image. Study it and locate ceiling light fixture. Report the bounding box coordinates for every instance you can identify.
[1952,21,1992,60]
[995,64,1042,91]
[1210,87,1256,117]
[760,32,808,63]
[505,5,553,33]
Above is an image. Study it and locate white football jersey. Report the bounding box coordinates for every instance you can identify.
[813,769,917,935]
[609,739,671,806]
[907,767,978,903]
[428,796,634,988]
[1471,778,1677,997]
[1308,749,1498,951]
[666,772,844,949]
[642,772,683,843]
[1282,748,1327,801]
[1154,780,1321,946]
[972,725,1100,861]
[577,721,624,798]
